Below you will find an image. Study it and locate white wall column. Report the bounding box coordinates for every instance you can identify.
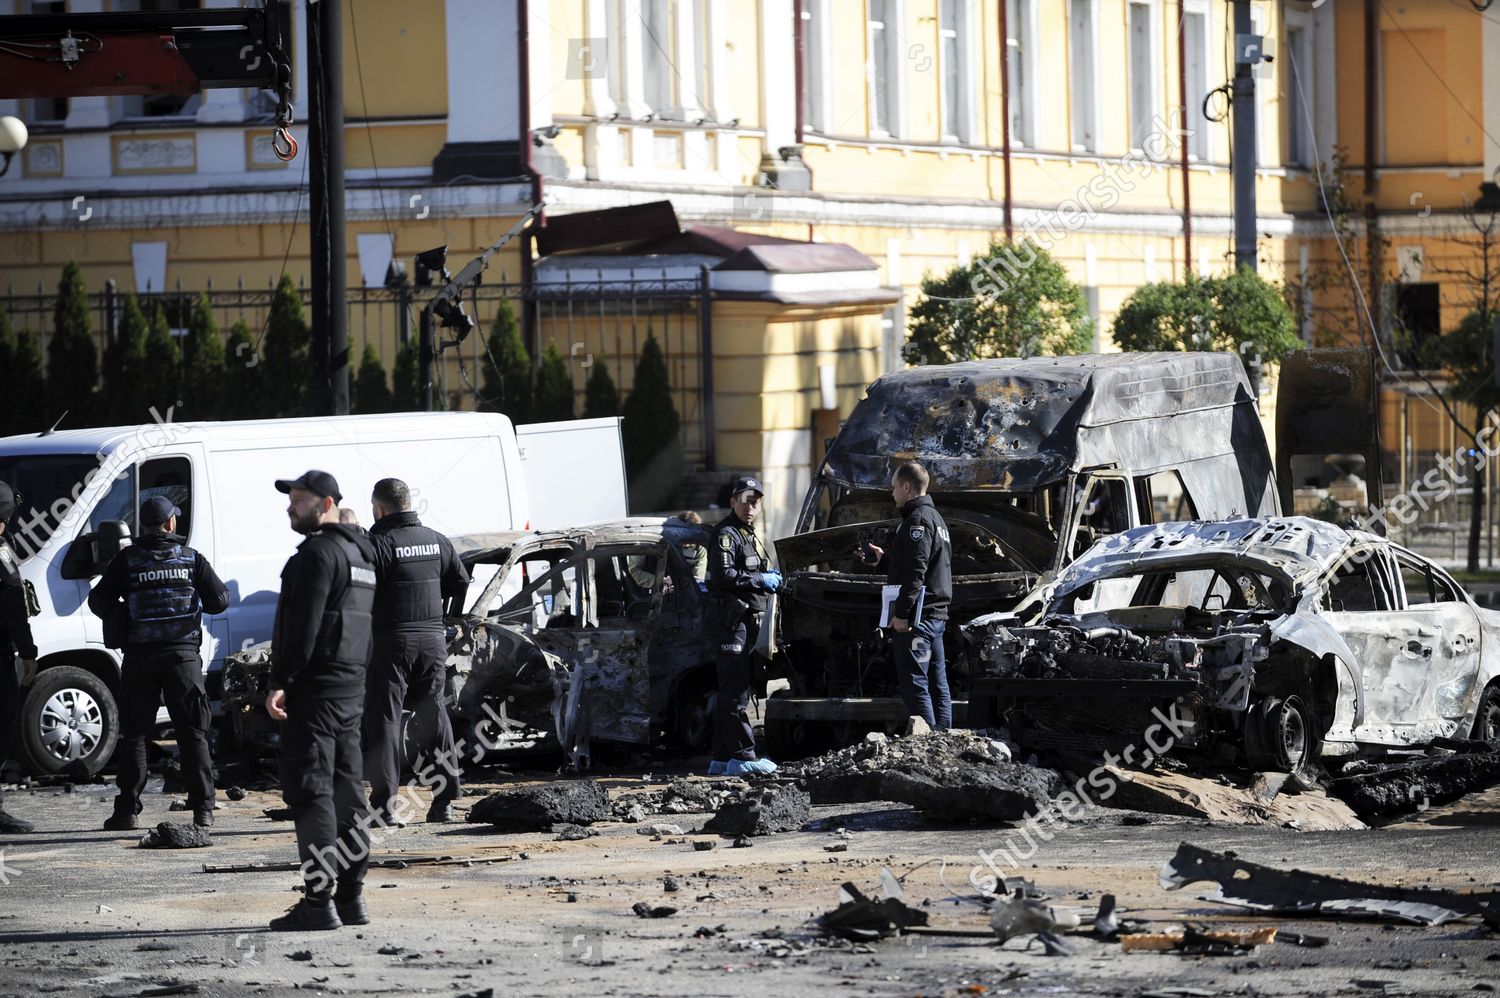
[434,0,522,181]
[1485,6,1500,186]
[759,0,796,153]
[665,0,702,122]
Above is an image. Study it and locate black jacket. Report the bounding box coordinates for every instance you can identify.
[270,522,378,697]
[368,510,469,633]
[707,512,775,616]
[0,536,37,661]
[885,495,952,622]
[88,533,229,652]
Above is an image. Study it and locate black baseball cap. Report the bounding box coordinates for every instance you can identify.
[140,495,181,526]
[275,470,342,504]
[730,475,765,499]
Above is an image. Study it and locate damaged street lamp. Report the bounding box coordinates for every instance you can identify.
[415,204,543,411]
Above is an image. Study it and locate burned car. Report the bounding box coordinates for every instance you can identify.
[964,516,1500,772]
[768,352,1279,748]
[221,517,719,769]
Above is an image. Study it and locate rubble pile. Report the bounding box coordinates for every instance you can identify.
[1328,747,1500,822]
[789,730,1061,821]
[702,784,811,837]
[611,778,748,820]
[139,822,213,849]
[468,780,611,832]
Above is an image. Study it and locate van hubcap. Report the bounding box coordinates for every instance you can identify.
[39,689,104,762]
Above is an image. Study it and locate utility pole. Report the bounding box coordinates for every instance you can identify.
[308,0,348,415]
[1231,0,1261,273]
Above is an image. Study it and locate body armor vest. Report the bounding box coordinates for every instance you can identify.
[124,542,201,645]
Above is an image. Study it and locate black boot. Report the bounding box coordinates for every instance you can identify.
[0,808,34,834]
[193,807,214,828]
[425,801,453,824]
[269,896,342,932]
[103,809,138,832]
[334,891,369,926]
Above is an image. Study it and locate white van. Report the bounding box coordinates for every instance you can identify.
[0,411,528,777]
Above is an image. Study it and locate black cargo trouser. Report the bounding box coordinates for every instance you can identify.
[279,689,370,900]
[0,652,17,807]
[710,610,761,762]
[115,647,215,813]
[362,630,459,817]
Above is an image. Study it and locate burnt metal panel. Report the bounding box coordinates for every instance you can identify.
[1274,347,1385,518]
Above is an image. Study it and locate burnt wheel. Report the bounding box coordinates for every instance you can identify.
[1243,695,1314,773]
[1471,682,1500,746]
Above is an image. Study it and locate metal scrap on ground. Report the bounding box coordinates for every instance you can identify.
[1159,841,1500,928]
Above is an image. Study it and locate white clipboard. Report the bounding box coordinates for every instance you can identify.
[879,585,924,628]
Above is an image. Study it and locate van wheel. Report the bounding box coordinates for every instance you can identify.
[18,666,120,777]
[1470,682,1500,747]
[1243,695,1314,773]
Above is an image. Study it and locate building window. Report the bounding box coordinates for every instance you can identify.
[1183,6,1209,161]
[801,0,831,133]
[1069,0,1097,152]
[1006,0,1034,146]
[939,0,960,139]
[1128,1,1155,150]
[1285,18,1313,167]
[867,0,900,137]
[694,0,713,120]
[641,0,673,112]
[1393,283,1441,367]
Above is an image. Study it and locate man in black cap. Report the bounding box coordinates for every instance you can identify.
[88,495,229,831]
[265,470,378,931]
[705,475,780,777]
[0,481,40,833]
[363,477,469,825]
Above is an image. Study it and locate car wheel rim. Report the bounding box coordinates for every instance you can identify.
[39,688,104,763]
[1277,700,1307,768]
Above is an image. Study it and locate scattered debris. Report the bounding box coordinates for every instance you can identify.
[702,784,810,837]
[1160,842,1500,927]
[225,787,247,801]
[468,780,611,831]
[201,853,514,874]
[1100,765,1365,830]
[554,824,597,841]
[1120,925,1277,954]
[261,807,293,821]
[139,822,213,849]
[287,950,313,961]
[731,834,753,848]
[989,890,1081,943]
[693,840,716,851]
[632,901,677,918]
[789,730,1058,821]
[663,876,680,893]
[1329,750,1500,821]
[824,842,848,852]
[1277,931,1330,948]
[1029,931,1074,956]
[638,823,686,837]
[816,871,929,941]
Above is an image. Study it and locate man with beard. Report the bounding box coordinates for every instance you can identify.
[265,470,378,931]
[89,495,229,831]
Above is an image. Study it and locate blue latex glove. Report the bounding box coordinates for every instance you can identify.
[759,570,782,592]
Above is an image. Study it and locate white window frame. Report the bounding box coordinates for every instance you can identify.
[801,0,833,134]
[1127,0,1161,152]
[641,0,673,113]
[937,0,977,143]
[1069,0,1100,153]
[1283,9,1315,168]
[1006,0,1040,148]
[867,0,905,138]
[1182,0,1211,162]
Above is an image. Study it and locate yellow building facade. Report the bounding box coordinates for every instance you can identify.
[2,0,1498,534]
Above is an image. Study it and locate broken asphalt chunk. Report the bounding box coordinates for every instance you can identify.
[702,784,810,837]
[632,901,677,918]
[1160,842,1500,928]
[139,822,213,849]
[1328,750,1500,821]
[468,780,610,832]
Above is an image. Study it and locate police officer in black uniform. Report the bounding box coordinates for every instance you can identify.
[264,470,378,932]
[364,477,469,825]
[0,482,40,834]
[859,460,953,731]
[88,495,229,830]
[706,475,780,776]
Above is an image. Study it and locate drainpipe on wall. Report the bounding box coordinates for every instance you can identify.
[518,0,544,362]
[998,0,1014,243]
[1364,0,1382,339]
[794,0,806,145]
[1178,2,1193,273]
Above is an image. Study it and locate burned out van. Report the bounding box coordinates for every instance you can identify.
[766,352,1283,750]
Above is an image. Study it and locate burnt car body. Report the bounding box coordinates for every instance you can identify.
[964,516,1500,771]
[768,353,1280,745]
[221,517,719,768]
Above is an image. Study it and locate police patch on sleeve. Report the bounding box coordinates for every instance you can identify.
[910,526,925,541]
[719,533,733,551]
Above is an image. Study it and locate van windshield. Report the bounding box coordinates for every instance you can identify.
[0,454,112,560]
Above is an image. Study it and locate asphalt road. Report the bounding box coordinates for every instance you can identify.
[1,772,1497,998]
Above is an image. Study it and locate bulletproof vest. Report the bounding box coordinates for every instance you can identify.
[321,529,378,667]
[371,514,445,631]
[124,541,201,645]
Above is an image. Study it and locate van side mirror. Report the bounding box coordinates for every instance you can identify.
[60,520,132,580]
